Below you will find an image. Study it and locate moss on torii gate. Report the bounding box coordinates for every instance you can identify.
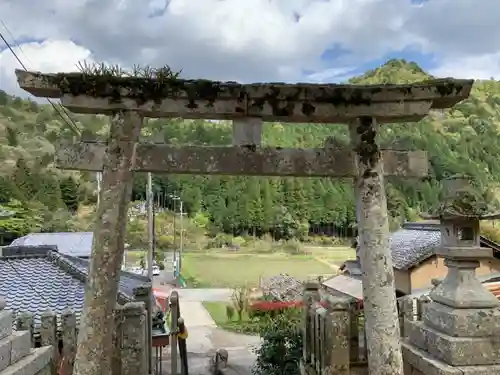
[15,65,473,375]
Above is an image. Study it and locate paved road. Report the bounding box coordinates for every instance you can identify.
[158,286,259,374]
[176,288,234,302]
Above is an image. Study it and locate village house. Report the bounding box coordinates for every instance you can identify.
[0,244,150,329]
[9,232,94,259]
[323,220,500,299]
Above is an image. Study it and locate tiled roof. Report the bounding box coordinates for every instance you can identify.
[9,232,93,258]
[391,221,500,270]
[390,226,441,270]
[0,245,149,328]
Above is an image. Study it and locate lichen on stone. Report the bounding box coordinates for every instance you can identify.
[427,176,500,218]
[42,61,245,106]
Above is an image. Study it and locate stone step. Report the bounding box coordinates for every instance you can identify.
[0,331,33,372]
[0,346,52,375]
[10,331,32,365]
[0,310,12,341]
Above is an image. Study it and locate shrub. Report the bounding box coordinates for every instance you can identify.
[231,287,250,322]
[279,239,303,254]
[225,305,235,321]
[253,308,303,375]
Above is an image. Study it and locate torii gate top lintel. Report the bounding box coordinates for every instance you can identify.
[15,69,473,124]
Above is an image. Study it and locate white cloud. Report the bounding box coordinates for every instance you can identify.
[0,0,500,99]
[0,40,94,97]
[430,53,500,80]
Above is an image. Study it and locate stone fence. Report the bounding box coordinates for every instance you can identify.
[14,302,147,375]
[302,283,428,375]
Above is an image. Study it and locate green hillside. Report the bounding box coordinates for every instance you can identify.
[1,59,500,243]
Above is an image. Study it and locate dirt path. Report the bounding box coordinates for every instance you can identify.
[314,256,340,271]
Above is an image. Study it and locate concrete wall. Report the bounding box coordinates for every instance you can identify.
[395,269,412,295]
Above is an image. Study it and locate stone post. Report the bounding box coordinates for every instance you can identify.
[402,176,500,374]
[16,312,33,346]
[121,302,147,375]
[0,297,10,341]
[133,284,153,375]
[73,110,142,375]
[302,282,320,366]
[349,118,403,375]
[326,297,350,375]
[112,305,123,375]
[61,309,77,375]
[232,117,262,147]
[40,309,58,371]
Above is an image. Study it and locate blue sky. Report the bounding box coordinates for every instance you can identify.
[1,0,500,98]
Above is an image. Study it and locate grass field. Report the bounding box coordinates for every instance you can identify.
[202,301,258,334]
[182,247,354,288]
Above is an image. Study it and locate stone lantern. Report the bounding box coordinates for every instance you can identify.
[426,176,500,309]
[402,176,500,374]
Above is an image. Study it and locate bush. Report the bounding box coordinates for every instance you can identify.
[253,308,303,375]
[192,212,210,228]
[205,233,232,249]
[231,236,246,247]
[276,239,303,254]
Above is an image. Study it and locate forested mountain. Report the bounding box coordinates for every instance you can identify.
[1,59,500,243]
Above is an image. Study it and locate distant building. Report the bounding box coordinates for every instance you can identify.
[323,221,500,298]
[9,232,93,258]
[0,245,150,329]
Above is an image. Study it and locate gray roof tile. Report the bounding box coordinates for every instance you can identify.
[9,232,93,258]
[0,246,149,328]
[390,227,441,270]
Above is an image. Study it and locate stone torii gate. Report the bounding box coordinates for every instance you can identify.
[15,69,472,375]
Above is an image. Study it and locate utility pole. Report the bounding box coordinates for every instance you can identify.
[179,199,184,273]
[147,172,154,280]
[172,196,177,274]
[96,172,102,206]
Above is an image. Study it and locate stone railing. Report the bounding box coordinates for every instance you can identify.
[302,284,429,375]
[14,302,147,375]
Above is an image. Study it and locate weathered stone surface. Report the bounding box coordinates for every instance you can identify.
[0,334,11,372]
[15,69,473,122]
[232,118,262,146]
[350,118,403,375]
[435,246,492,258]
[423,301,500,337]
[72,111,142,375]
[408,321,500,366]
[120,302,147,375]
[57,96,437,122]
[10,330,31,364]
[402,341,462,375]
[0,346,52,375]
[54,142,428,177]
[430,259,500,309]
[0,310,12,340]
[458,365,500,374]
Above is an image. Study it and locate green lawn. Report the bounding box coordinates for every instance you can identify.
[202,301,258,334]
[182,252,344,288]
[303,246,355,264]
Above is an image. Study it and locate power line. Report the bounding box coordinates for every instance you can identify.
[0,21,81,136]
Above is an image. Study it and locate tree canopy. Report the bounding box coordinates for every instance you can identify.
[1,59,500,242]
